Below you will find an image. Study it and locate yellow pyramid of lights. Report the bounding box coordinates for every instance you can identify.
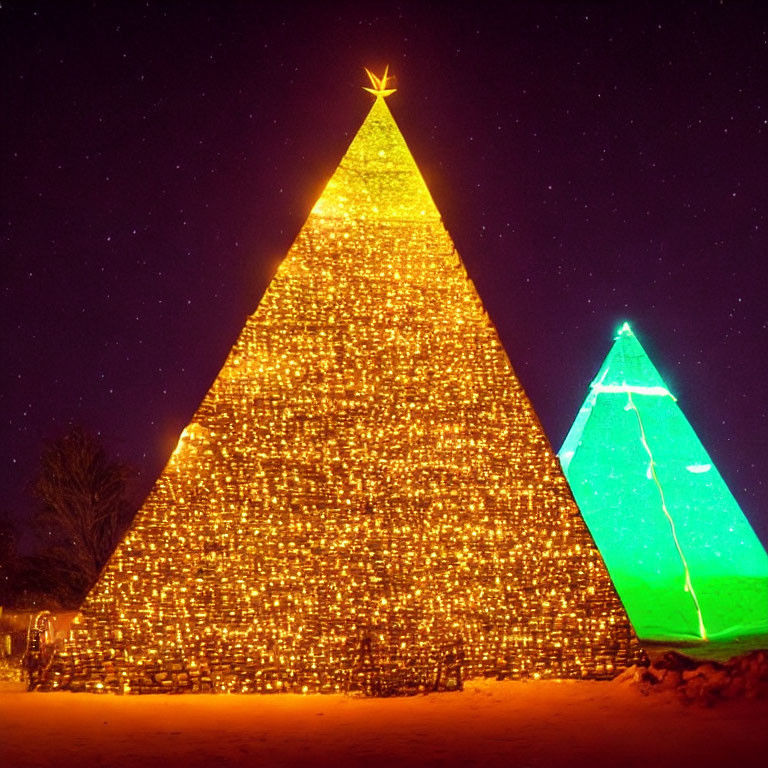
[46,70,643,694]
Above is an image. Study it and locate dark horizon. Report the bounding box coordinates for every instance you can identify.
[2,1,766,548]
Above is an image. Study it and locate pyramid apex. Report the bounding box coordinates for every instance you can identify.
[616,321,634,338]
[363,65,397,98]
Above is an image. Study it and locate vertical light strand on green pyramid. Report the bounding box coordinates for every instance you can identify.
[626,390,707,640]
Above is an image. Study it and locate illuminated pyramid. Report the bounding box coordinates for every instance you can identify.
[47,71,642,694]
[560,323,768,642]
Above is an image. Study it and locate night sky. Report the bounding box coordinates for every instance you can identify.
[2,1,767,549]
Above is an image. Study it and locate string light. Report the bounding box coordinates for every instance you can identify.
[43,74,642,695]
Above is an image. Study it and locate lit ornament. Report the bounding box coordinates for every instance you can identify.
[44,71,643,695]
[560,322,768,642]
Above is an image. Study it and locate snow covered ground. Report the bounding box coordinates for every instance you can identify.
[1,677,766,768]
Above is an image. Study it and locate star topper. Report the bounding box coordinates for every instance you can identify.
[363,66,397,98]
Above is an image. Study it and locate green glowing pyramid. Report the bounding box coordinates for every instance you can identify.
[559,323,768,642]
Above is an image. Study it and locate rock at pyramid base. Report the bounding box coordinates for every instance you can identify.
[560,323,768,643]
[44,90,643,695]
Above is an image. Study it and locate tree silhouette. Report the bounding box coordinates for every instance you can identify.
[27,427,134,607]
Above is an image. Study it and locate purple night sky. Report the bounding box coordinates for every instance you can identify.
[2,1,767,548]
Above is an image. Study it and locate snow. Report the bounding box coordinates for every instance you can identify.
[1,677,766,768]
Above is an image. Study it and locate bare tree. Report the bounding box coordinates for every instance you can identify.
[28,427,134,607]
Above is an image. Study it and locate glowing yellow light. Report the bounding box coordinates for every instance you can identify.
[42,70,641,696]
[363,65,396,98]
